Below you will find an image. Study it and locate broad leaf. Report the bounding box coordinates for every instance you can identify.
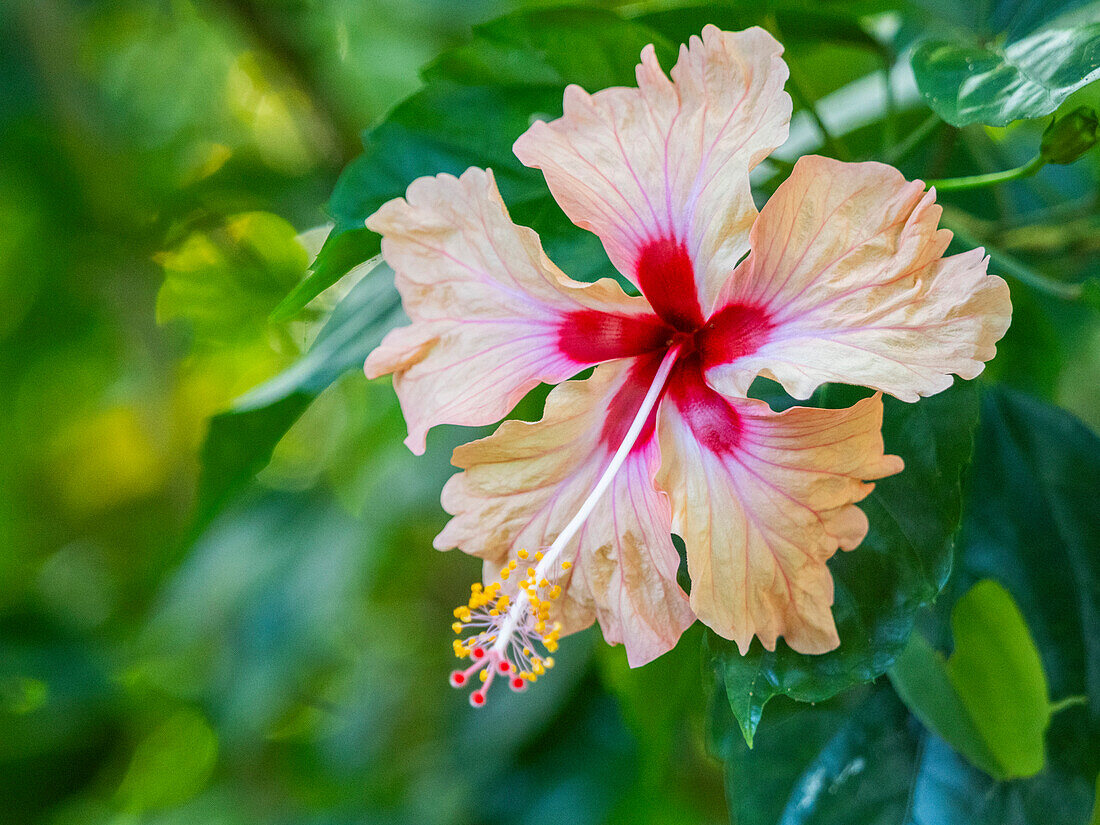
[954,387,1100,777]
[890,580,1050,780]
[708,387,1100,823]
[889,632,1003,778]
[912,4,1100,126]
[709,382,978,745]
[275,8,674,318]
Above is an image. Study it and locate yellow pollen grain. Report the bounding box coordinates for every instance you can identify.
[518,549,529,560]
[561,561,572,570]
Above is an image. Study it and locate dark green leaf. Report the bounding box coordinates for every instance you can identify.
[426,7,676,88]
[270,228,379,322]
[954,387,1100,779]
[712,681,1095,825]
[912,6,1100,127]
[278,8,672,319]
[709,382,979,745]
[197,391,312,517]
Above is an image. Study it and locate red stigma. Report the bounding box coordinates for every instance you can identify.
[449,671,467,687]
[470,691,486,708]
[511,677,526,691]
[472,646,486,660]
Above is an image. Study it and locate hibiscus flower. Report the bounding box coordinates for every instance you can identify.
[364,25,1011,705]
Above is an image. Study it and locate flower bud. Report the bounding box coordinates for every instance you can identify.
[1040,106,1099,165]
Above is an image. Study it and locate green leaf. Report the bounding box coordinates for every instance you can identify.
[956,387,1100,777]
[888,632,1003,778]
[270,228,379,322]
[705,388,1100,824]
[197,266,401,515]
[116,709,218,813]
[946,580,1049,777]
[889,580,1050,780]
[912,5,1100,127]
[711,681,1096,825]
[709,382,979,746]
[278,8,673,319]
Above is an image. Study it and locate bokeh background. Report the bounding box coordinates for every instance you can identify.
[1,0,1097,823]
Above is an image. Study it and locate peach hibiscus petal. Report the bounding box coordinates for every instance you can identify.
[364,167,666,454]
[656,358,903,655]
[704,155,1013,402]
[514,25,791,326]
[435,357,694,666]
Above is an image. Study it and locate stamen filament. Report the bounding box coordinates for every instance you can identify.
[491,344,683,657]
[449,345,684,706]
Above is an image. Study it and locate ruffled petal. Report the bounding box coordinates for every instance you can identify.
[657,358,903,654]
[435,357,694,666]
[514,26,791,325]
[705,156,1012,402]
[365,167,667,454]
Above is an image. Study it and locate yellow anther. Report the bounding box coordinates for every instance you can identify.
[508,559,518,570]
[500,568,510,580]
[452,622,463,634]
[479,669,488,682]
[539,578,549,588]
[550,585,562,599]
[489,609,499,617]
[544,657,555,669]
[535,552,544,561]
[471,582,483,592]
[518,549,529,560]
[497,594,510,609]
[561,560,572,570]
[527,567,536,578]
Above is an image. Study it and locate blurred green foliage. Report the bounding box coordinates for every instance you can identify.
[0,0,1098,823]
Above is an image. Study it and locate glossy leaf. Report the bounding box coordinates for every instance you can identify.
[954,387,1100,778]
[276,9,674,318]
[709,382,978,745]
[708,387,1100,823]
[912,6,1100,127]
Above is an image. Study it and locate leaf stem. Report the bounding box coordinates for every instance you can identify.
[926,155,1046,191]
